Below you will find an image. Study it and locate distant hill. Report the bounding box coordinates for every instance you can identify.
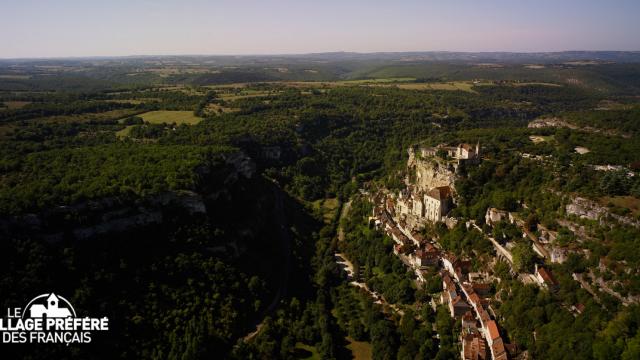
[3,51,640,64]
[1,51,640,93]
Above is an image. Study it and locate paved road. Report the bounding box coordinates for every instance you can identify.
[572,273,601,304]
[471,223,513,264]
[522,227,550,259]
[337,200,351,242]
[335,199,404,316]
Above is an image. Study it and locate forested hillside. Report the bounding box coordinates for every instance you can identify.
[1,56,639,359]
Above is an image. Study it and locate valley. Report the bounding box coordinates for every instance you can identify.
[1,54,640,359]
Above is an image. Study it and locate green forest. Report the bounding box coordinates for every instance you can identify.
[1,56,639,359]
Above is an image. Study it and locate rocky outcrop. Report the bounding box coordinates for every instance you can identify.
[485,208,509,225]
[73,211,163,241]
[0,152,258,242]
[407,147,456,193]
[224,152,256,179]
[0,190,210,243]
[528,117,631,138]
[389,148,459,232]
[565,197,607,221]
[528,117,578,130]
[566,197,640,228]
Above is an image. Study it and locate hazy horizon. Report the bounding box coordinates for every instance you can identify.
[2,0,640,58]
[3,49,640,61]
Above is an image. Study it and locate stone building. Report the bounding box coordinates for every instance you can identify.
[461,331,488,360]
[419,142,481,161]
[424,186,452,222]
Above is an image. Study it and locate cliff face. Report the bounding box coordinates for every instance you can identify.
[566,196,640,228]
[0,150,307,360]
[0,151,258,246]
[407,147,457,193]
[565,197,608,222]
[390,147,459,232]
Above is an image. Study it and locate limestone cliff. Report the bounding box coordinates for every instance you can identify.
[566,196,640,228]
[407,147,457,193]
[0,151,259,246]
[389,147,459,232]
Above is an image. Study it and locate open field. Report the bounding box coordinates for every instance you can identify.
[138,110,202,125]
[345,337,373,360]
[220,92,275,101]
[312,197,340,224]
[339,77,416,84]
[2,101,31,109]
[215,88,281,101]
[513,82,562,87]
[354,80,496,93]
[595,100,634,111]
[0,74,31,79]
[115,126,134,139]
[116,111,203,138]
[0,124,16,139]
[143,68,220,76]
[392,81,480,92]
[601,196,640,218]
[204,79,560,94]
[205,103,239,115]
[294,343,320,360]
[242,79,486,93]
[105,98,161,105]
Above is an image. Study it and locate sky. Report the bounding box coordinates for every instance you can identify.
[1,0,639,58]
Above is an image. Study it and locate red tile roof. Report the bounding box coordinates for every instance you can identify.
[486,320,500,340]
[443,274,455,288]
[479,309,491,323]
[443,253,458,264]
[452,296,470,309]
[469,293,482,307]
[427,186,451,201]
[537,267,558,286]
[462,332,488,360]
[492,337,508,360]
[412,232,425,242]
[415,249,438,260]
[463,311,475,322]
[472,283,491,292]
[460,143,474,151]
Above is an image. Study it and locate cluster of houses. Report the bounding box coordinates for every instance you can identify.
[366,142,549,360]
[391,142,483,231]
[372,197,514,360]
[395,185,454,224]
[461,311,488,360]
[358,138,637,359]
[485,207,561,290]
[372,194,448,280]
[487,207,582,264]
[439,255,513,360]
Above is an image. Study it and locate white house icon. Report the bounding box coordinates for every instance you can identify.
[29,293,73,318]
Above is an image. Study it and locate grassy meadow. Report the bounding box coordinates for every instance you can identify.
[139,110,202,125]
